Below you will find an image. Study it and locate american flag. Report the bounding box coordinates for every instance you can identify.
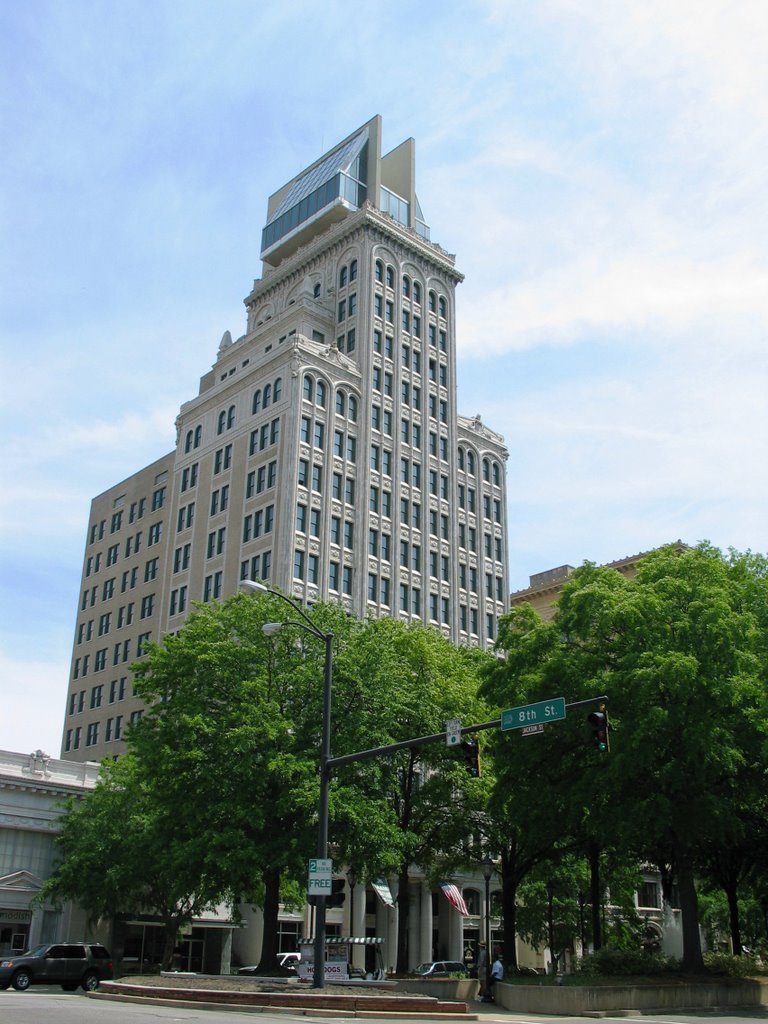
[440,882,470,917]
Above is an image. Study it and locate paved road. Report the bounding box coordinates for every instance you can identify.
[1,990,766,1024]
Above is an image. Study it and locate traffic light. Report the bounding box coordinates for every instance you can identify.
[326,878,346,908]
[461,738,481,777]
[587,705,610,753]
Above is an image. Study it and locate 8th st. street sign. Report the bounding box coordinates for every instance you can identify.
[501,697,566,732]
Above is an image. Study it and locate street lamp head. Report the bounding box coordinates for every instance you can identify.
[481,855,495,882]
[262,622,284,637]
[240,580,270,596]
[346,865,358,889]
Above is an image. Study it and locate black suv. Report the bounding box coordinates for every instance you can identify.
[0,942,113,992]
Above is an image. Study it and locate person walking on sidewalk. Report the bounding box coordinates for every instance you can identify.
[488,954,503,1001]
[476,942,488,1000]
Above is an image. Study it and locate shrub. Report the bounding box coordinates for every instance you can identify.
[703,952,764,978]
[577,949,679,977]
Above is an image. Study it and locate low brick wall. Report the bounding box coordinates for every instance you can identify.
[495,978,768,1015]
[99,980,471,1015]
[394,978,480,1002]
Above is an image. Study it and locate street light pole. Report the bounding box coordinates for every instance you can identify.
[346,865,358,966]
[546,881,555,975]
[481,856,494,1001]
[577,889,586,957]
[240,580,333,990]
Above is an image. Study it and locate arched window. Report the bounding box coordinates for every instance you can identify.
[194,425,202,448]
[375,260,383,282]
[339,265,348,288]
[227,405,236,429]
[467,451,475,476]
[386,265,395,289]
[439,296,447,319]
[313,282,321,298]
[348,395,358,423]
[483,458,490,482]
[413,281,421,304]
[263,384,272,408]
[458,447,465,471]
[463,889,481,916]
[350,258,358,281]
[402,275,411,298]
[336,389,346,416]
[493,462,500,486]
[303,375,314,402]
[429,290,437,312]
[217,410,226,435]
[252,389,262,414]
[184,430,193,453]
[273,377,282,402]
[316,380,327,408]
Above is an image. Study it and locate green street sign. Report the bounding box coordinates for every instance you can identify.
[501,697,566,732]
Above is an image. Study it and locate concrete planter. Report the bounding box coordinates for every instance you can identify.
[495,978,768,1015]
[394,977,480,1002]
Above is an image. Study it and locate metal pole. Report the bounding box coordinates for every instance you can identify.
[485,874,491,997]
[578,890,586,956]
[312,630,333,989]
[546,882,555,975]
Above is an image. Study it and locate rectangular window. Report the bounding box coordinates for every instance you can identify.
[140,594,155,618]
[311,464,322,493]
[343,521,354,549]
[307,553,319,584]
[294,549,305,580]
[145,558,158,582]
[152,487,165,510]
[329,561,339,591]
[148,522,162,546]
[344,477,355,505]
[86,722,99,746]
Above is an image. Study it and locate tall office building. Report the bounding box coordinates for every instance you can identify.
[61,116,509,762]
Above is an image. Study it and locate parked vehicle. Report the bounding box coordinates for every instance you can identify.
[0,942,113,992]
[414,960,468,978]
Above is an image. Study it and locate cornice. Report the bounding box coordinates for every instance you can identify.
[245,204,463,309]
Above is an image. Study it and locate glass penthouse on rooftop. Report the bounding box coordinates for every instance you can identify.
[260,117,430,267]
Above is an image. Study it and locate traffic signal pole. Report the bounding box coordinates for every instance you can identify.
[327,695,608,771]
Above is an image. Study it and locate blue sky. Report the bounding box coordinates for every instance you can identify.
[2,0,767,756]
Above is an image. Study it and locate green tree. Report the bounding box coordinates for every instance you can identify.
[552,543,768,971]
[330,617,492,973]
[38,755,233,969]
